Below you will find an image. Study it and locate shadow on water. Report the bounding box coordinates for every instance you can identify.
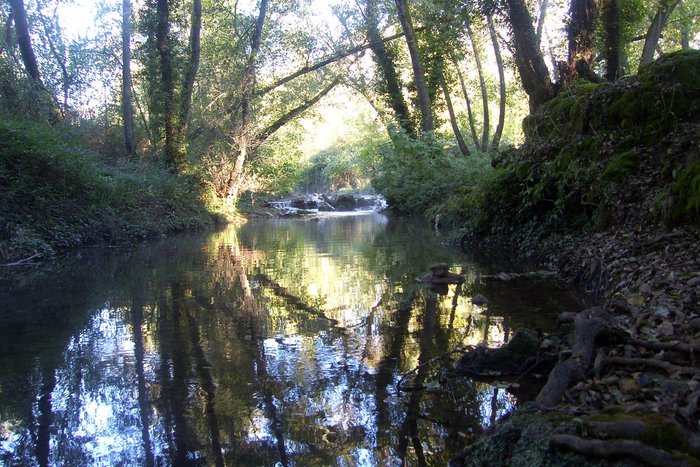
[0,213,595,465]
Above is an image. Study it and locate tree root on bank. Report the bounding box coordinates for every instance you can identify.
[535,307,612,407]
[602,356,700,377]
[550,434,690,466]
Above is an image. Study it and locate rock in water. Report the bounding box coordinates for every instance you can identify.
[430,263,449,277]
[417,264,466,284]
[472,294,489,306]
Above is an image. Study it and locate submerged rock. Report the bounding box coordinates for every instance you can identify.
[454,328,552,377]
[417,263,465,284]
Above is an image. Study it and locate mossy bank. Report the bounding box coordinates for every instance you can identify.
[0,118,218,264]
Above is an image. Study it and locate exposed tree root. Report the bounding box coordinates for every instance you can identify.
[603,356,700,377]
[536,307,610,407]
[550,434,690,466]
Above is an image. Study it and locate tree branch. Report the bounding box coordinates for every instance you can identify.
[255,30,408,97]
[254,77,340,147]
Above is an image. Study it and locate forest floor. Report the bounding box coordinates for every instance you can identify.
[452,216,700,466]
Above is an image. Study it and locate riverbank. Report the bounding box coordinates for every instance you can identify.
[0,118,218,266]
[447,51,700,465]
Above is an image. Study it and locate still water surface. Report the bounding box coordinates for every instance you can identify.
[0,213,593,465]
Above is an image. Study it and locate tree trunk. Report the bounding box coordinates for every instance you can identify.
[227,0,269,202]
[504,0,554,112]
[452,55,481,151]
[8,0,42,85]
[122,0,135,156]
[536,0,549,46]
[488,15,506,151]
[179,0,201,138]
[641,0,681,65]
[601,0,622,81]
[467,22,490,151]
[155,0,181,171]
[366,0,414,136]
[395,0,434,133]
[567,0,598,73]
[439,72,470,157]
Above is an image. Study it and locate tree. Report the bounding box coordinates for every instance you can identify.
[364,0,415,136]
[488,15,506,151]
[503,0,554,111]
[395,0,434,133]
[141,0,201,172]
[641,0,682,64]
[8,0,41,85]
[566,0,598,78]
[466,21,490,150]
[600,0,622,81]
[122,0,134,156]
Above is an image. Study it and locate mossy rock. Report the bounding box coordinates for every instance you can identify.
[525,50,700,143]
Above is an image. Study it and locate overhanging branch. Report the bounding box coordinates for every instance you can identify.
[254,77,341,148]
[256,30,408,97]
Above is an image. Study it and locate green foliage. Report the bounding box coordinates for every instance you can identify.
[602,150,637,181]
[0,117,213,262]
[251,129,305,196]
[371,127,491,216]
[455,51,700,241]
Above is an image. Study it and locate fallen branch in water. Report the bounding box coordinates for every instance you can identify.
[2,253,41,266]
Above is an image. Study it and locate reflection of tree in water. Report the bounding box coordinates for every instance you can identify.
[0,218,586,465]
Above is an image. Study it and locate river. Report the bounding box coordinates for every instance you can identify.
[0,212,594,465]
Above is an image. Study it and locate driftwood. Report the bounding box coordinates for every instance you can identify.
[550,434,689,466]
[536,307,611,407]
[2,253,41,266]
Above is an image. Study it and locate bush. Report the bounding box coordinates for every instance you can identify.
[371,128,491,217]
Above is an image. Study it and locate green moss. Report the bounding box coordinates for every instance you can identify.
[671,159,700,222]
[602,151,637,181]
[585,412,689,453]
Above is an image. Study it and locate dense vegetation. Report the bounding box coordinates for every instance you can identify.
[0,118,214,262]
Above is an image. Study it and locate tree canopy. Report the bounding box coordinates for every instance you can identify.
[1,0,698,212]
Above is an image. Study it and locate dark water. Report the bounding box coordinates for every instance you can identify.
[0,213,593,465]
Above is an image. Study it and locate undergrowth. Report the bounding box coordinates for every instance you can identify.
[401,50,700,244]
[0,117,215,263]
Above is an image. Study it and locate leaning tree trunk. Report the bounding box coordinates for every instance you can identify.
[366,0,415,136]
[504,0,554,112]
[395,0,434,133]
[467,22,490,151]
[439,72,470,157]
[452,55,481,151]
[488,15,506,151]
[227,0,269,203]
[641,0,681,65]
[8,0,42,85]
[122,0,135,156]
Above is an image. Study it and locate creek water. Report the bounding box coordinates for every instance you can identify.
[0,212,594,465]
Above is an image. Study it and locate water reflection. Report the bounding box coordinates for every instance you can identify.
[0,213,593,465]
